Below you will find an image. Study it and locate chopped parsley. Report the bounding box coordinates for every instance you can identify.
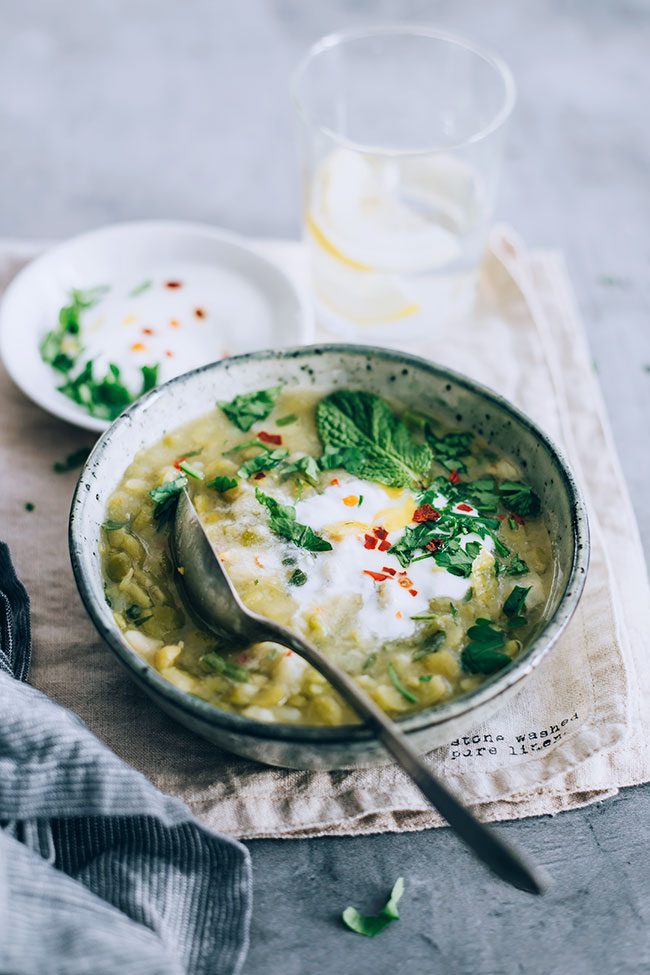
[207,475,238,492]
[217,385,282,431]
[498,480,541,517]
[387,662,417,703]
[238,447,288,479]
[202,651,249,682]
[276,413,298,427]
[342,877,405,937]
[506,554,529,577]
[461,619,511,675]
[503,585,531,619]
[255,488,332,552]
[288,568,308,587]
[178,459,204,480]
[149,475,187,527]
[281,454,320,486]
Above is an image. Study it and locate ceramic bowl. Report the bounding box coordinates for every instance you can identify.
[69,345,589,769]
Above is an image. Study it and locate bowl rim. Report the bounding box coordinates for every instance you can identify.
[69,343,590,745]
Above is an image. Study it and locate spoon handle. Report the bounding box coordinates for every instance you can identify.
[265,621,546,896]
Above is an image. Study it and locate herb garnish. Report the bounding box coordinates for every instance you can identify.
[288,568,308,587]
[24,502,35,512]
[503,585,531,629]
[281,455,320,486]
[342,877,405,937]
[461,619,511,674]
[316,390,432,488]
[255,489,332,552]
[129,279,153,297]
[498,480,541,517]
[505,554,529,577]
[53,445,92,473]
[202,651,249,683]
[318,444,366,474]
[412,630,446,660]
[149,475,187,527]
[238,448,288,479]
[207,475,238,492]
[217,385,282,431]
[387,662,417,703]
[178,460,204,480]
[276,413,298,427]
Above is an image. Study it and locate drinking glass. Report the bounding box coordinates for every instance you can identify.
[291,26,515,342]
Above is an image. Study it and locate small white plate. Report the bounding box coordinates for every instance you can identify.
[0,220,310,432]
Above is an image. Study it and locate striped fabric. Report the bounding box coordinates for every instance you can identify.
[0,542,252,975]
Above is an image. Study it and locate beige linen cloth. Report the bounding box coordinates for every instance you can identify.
[1,227,649,838]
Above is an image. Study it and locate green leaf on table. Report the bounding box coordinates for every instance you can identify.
[217,385,282,431]
[316,390,432,488]
[342,877,405,937]
[52,445,92,473]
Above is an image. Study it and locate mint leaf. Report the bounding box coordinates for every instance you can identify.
[319,443,366,474]
[316,390,432,488]
[498,480,541,517]
[238,447,288,479]
[218,386,282,431]
[342,877,405,937]
[207,475,238,492]
[149,475,187,527]
[255,488,332,552]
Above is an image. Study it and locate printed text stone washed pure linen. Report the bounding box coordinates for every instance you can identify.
[0,228,648,839]
[0,544,252,975]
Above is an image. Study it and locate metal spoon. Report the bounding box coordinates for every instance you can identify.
[173,490,546,895]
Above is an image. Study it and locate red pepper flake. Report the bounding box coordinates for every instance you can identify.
[413,503,440,523]
[131,342,146,352]
[456,502,473,512]
[253,471,266,480]
[258,431,282,445]
[165,281,182,289]
[511,512,526,527]
[425,539,443,552]
[449,468,461,485]
[381,566,397,576]
[173,456,187,471]
[170,319,180,328]
[378,539,391,552]
[408,589,418,597]
[142,327,154,336]
[398,570,408,576]
[398,577,413,589]
[194,307,206,318]
[331,478,340,487]
[165,350,174,357]
[498,514,505,521]
[363,534,378,550]
[364,570,389,582]
[373,526,388,540]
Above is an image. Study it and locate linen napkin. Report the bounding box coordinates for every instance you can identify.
[0,542,252,975]
[0,228,648,840]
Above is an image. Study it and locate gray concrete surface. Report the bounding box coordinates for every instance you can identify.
[1,1,649,972]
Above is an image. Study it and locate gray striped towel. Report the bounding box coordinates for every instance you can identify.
[0,542,252,975]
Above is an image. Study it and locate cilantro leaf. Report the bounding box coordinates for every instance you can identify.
[433,538,480,578]
[503,585,531,619]
[207,475,238,492]
[281,455,320,486]
[498,480,541,517]
[149,475,188,527]
[461,619,511,674]
[428,431,473,473]
[506,554,529,577]
[288,568,308,586]
[342,878,405,937]
[238,447,288,479]
[217,385,282,431]
[316,390,432,488]
[255,488,332,552]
